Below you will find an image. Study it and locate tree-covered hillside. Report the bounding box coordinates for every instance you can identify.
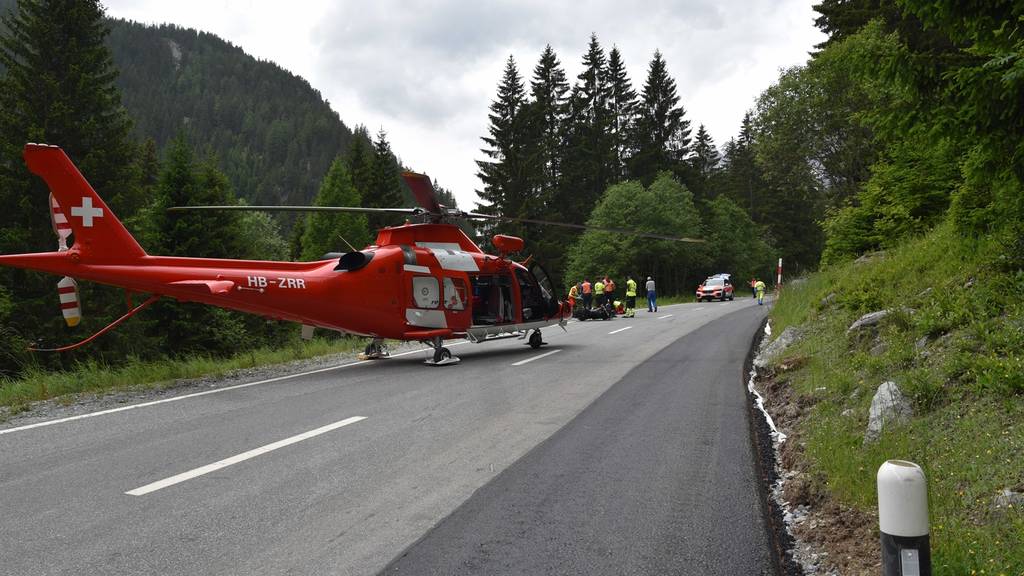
[1,0,361,209]
[107,21,355,208]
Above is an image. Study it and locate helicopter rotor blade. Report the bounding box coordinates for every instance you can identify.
[167,205,702,242]
[168,205,428,216]
[460,212,705,243]
[401,172,443,214]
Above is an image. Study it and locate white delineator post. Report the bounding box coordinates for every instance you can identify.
[776,257,782,287]
[877,460,931,576]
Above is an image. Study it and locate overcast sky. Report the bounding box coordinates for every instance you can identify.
[103,1,826,209]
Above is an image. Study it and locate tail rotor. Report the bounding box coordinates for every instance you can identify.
[49,193,82,327]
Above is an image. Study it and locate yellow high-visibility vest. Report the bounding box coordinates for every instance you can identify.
[625,279,637,297]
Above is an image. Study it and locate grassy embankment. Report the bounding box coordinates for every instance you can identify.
[768,222,1023,574]
[0,336,364,418]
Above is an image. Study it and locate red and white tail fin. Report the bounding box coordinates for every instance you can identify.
[24,143,146,261]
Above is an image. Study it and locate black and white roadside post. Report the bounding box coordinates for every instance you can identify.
[878,460,931,576]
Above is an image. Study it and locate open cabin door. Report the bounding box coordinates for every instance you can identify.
[527,262,561,318]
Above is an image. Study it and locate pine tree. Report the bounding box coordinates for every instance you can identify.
[0,0,139,222]
[300,156,370,260]
[0,0,142,370]
[560,34,614,224]
[630,51,691,184]
[153,137,241,259]
[690,124,720,179]
[346,125,374,205]
[476,55,529,237]
[143,137,254,356]
[720,112,762,221]
[522,45,573,280]
[686,124,721,202]
[606,46,638,180]
[527,45,569,209]
[365,128,405,231]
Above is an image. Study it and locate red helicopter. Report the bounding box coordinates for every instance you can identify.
[0,144,701,365]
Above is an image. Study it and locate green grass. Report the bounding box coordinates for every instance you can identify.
[0,336,364,415]
[768,222,1024,575]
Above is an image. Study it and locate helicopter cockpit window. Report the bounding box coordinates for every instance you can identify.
[443,277,467,311]
[412,276,440,308]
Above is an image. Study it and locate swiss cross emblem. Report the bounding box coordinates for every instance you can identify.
[70,197,104,227]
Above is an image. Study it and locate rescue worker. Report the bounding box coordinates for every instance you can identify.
[755,278,766,305]
[624,276,637,318]
[604,276,615,305]
[594,278,606,308]
[749,277,757,299]
[567,282,579,312]
[582,278,592,310]
[646,276,657,312]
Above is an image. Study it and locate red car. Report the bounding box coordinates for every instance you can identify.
[696,275,734,302]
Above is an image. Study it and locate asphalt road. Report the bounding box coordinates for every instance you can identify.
[0,298,770,576]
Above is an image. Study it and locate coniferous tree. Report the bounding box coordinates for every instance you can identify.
[690,125,720,179]
[630,51,691,184]
[300,157,370,260]
[143,137,252,355]
[526,45,569,210]
[606,46,638,180]
[719,113,762,221]
[346,125,374,203]
[521,45,572,278]
[560,34,614,225]
[476,55,529,237]
[688,124,720,201]
[152,137,243,259]
[0,0,142,370]
[365,129,405,231]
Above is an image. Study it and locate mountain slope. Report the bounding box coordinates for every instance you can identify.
[106,21,355,207]
[1,0,360,209]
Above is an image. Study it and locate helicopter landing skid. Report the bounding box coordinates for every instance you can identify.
[424,336,460,366]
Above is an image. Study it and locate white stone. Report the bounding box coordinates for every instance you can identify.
[865,381,913,443]
[754,325,804,369]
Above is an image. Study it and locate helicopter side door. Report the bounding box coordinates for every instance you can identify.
[440,274,471,332]
[527,262,561,318]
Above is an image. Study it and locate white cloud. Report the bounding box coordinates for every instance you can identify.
[102,0,825,209]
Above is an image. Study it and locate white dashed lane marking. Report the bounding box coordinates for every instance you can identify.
[511,349,562,366]
[125,416,366,496]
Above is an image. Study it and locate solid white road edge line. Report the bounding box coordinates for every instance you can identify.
[608,326,633,335]
[125,416,366,496]
[658,314,674,319]
[511,349,562,366]
[0,343,467,437]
